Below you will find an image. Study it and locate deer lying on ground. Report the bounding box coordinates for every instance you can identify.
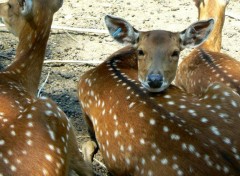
[78,15,240,175]
[0,0,92,175]
[175,0,240,95]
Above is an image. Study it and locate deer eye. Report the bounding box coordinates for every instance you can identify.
[171,50,180,57]
[138,49,144,56]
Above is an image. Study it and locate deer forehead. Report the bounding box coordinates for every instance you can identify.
[139,30,180,50]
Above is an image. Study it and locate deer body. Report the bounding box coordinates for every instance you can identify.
[175,0,240,95]
[0,0,92,175]
[176,48,240,95]
[79,45,240,176]
[0,95,71,175]
[79,16,240,175]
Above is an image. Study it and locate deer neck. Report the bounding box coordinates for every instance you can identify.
[198,2,227,52]
[5,17,53,96]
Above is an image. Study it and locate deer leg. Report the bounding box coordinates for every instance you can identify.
[68,123,93,176]
[81,111,98,163]
[82,140,98,163]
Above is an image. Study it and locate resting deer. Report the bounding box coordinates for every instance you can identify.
[78,15,240,175]
[175,0,240,95]
[0,0,92,175]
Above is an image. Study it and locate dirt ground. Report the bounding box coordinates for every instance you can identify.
[0,0,240,175]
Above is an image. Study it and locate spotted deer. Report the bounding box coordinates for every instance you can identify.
[78,15,240,175]
[175,0,240,95]
[0,0,92,175]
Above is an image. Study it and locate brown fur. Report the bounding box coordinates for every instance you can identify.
[0,0,92,175]
[78,45,240,175]
[175,0,237,96]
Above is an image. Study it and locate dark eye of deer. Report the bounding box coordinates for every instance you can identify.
[138,49,144,56]
[172,50,180,57]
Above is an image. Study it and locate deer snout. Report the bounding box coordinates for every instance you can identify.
[147,74,163,89]
[140,73,169,93]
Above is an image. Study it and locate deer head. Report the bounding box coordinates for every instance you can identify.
[0,0,63,36]
[105,15,214,92]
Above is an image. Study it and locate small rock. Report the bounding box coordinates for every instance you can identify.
[171,7,179,11]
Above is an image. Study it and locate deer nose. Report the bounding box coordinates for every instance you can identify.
[147,74,163,89]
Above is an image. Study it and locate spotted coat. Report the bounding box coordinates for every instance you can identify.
[79,46,240,176]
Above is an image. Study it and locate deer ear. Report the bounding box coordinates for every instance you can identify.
[18,0,33,16]
[180,19,214,49]
[105,15,139,45]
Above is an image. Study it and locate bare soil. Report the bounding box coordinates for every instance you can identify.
[0,0,240,175]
